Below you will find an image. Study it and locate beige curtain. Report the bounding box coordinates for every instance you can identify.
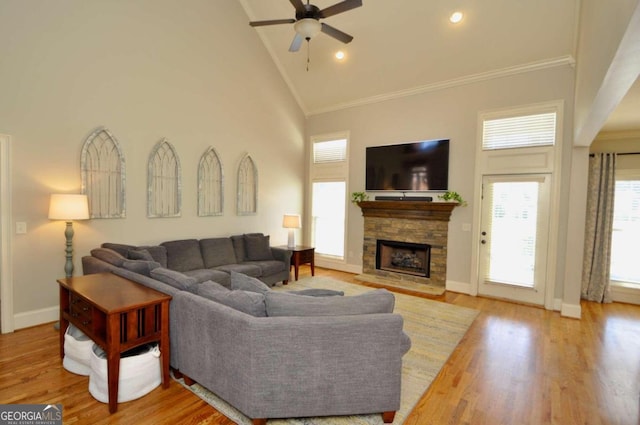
[581,153,616,303]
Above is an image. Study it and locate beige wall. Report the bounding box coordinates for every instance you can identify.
[0,0,305,327]
[307,65,576,299]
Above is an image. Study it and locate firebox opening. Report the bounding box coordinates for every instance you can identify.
[376,240,431,278]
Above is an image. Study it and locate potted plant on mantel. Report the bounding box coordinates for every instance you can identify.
[351,192,369,203]
[438,190,467,206]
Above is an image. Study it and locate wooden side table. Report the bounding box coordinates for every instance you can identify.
[279,245,315,281]
[58,273,172,413]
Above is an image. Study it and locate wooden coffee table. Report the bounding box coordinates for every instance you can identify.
[58,273,171,413]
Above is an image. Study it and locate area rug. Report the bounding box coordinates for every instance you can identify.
[174,276,479,424]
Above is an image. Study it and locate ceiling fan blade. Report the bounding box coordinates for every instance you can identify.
[319,0,362,18]
[249,19,296,27]
[289,0,306,14]
[289,33,304,52]
[321,23,354,44]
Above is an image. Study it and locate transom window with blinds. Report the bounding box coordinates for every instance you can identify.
[482,112,557,150]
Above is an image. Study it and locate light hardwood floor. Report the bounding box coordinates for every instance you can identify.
[1,268,639,424]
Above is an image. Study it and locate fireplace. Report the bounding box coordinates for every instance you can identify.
[376,240,430,277]
[357,201,456,287]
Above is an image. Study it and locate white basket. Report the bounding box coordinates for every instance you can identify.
[63,324,94,376]
[88,343,161,403]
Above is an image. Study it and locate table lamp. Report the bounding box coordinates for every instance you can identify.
[282,214,301,248]
[48,194,90,278]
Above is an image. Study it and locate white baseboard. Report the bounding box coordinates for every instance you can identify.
[553,298,563,311]
[315,259,362,275]
[610,284,640,305]
[14,305,58,330]
[560,302,582,319]
[446,280,471,294]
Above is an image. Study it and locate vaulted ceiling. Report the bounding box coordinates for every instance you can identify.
[240,0,638,132]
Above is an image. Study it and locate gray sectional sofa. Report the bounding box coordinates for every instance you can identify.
[81,234,411,424]
[82,233,291,287]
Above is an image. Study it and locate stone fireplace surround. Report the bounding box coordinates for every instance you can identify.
[357,201,457,288]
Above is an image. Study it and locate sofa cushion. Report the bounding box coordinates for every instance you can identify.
[200,238,237,268]
[151,267,198,293]
[286,288,345,297]
[230,271,270,294]
[91,248,126,267]
[183,268,231,287]
[128,249,154,261]
[215,263,262,278]
[101,242,136,258]
[198,280,229,292]
[265,289,395,317]
[197,285,266,317]
[244,234,274,261]
[242,260,285,276]
[136,245,168,268]
[161,239,205,272]
[122,259,161,277]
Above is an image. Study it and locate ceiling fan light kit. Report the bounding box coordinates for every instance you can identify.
[249,0,362,53]
[294,18,321,39]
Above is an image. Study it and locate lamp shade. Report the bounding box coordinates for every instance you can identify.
[282,214,301,229]
[294,18,321,39]
[48,194,90,220]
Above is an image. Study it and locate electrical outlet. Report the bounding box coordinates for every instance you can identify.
[16,222,27,234]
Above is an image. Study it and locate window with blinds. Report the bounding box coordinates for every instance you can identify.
[482,112,556,150]
[313,139,347,163]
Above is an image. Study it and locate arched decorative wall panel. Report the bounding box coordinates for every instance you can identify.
[198,147,224,216]
[148,138,181,218]
[237,153,257,215]
[80,127,126,218]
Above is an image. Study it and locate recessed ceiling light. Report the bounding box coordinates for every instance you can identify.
[335,51,346,61]
[450,11,463,24]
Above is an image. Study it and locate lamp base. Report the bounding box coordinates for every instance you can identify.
[287,230,295,249]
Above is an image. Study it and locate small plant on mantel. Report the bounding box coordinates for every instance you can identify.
[351,192,369,203]
[438,191,467,206]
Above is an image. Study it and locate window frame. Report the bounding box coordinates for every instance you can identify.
[308,132,350,264]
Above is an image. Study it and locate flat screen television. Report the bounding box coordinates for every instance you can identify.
[365,139,449,191]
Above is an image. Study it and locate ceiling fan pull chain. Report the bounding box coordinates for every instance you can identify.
[306,39,311,72]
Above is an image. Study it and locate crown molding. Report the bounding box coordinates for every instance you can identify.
[307,56,576,116]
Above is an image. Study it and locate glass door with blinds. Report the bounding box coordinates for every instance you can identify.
[478,174,551,305]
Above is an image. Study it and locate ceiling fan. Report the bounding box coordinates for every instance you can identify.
[249,0,363,52]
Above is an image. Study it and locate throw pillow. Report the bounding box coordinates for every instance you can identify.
[265,289,395,317]
[128,249,154,262]
[151,267,198,293]
[122,260,161,277]
[101,243,137,257]
[244,234,274,261]
[136,245,168,268]
[91,248,126,267]
[230,271,271,294]
[198,288,266,317]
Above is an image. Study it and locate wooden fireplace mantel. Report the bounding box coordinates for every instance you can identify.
[357,201,457,221]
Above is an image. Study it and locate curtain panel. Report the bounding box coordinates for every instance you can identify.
[581,153,616,303]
